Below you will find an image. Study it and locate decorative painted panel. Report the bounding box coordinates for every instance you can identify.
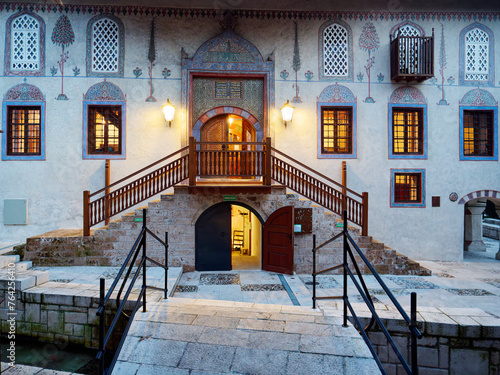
[389,86,426,104]
[459,88,497,106]
[4,83,44,101]
[84,80,126,101]
[317,83,356,103]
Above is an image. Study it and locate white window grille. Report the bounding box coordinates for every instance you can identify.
[323,24,348,77]
[395,25,421,38]
[396,25,422,75]
[465,28,489,81]
[91,18,119,73]
[11,14,40,71]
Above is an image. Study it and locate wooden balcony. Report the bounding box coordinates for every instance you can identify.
[390,30,434,82]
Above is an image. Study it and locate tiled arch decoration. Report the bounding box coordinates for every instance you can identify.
[317,83,357,103]
[459,88,497,106]
[4,83,45,101]
[182,27,274,145]
[458,190,500,204]
[83,80,126,101]
[192,106,263,142]
[389,86,426,104]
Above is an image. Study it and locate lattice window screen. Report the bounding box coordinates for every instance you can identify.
[465,28,489,81]
[323,24,348,77]
[11,14,39,71]
[395,25,421,38]
[91,18,119,73]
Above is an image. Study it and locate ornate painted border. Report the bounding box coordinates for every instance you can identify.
[458,190,500,204]
[192,106,263,142]
[2,83,46,160]
[458,22,495,86]
[86,14,125,78]
[83,81,127,160]
[4,10,46,77]
[318,19,353,82]
[460,88,498,106]
[389,86,427,104]
[1,4,499,22]
[317,84,357,159]
[390,169,426,208]
[182,28,274,146]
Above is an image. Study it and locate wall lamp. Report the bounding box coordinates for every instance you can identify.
[280,100,294,127]
[162,99,176,127]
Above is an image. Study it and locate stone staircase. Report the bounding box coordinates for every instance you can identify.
[24,186,430,276]
[0,242,32,271]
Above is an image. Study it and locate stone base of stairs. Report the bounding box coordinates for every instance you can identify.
[24,186,430,276]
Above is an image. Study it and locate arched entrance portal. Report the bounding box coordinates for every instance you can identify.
[195,202,263,271]
[201,114,256,146]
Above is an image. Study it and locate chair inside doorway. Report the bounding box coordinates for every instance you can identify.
[231,205,261,270]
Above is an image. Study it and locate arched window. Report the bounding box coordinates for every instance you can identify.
[459,23,494,86]
[319,20,353,81]
[86,15,124,77]
[390,21,424,40]
[4,11,45,76]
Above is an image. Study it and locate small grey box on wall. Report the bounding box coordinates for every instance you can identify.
[4,199,28,225]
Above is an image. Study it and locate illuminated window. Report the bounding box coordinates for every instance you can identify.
[392,108,423,154]
[391,169,425,207]
[321,107,352,154]
[87,106,122,155]
[463,110,494,157]
[6,106,41,155]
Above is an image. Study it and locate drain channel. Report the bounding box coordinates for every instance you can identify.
[278,274,300,306]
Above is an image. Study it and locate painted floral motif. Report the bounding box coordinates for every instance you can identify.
[389,86,426,104]
[357,72,364,82]
[73,66,80,76]
[304,70,313,81]
[50,66,58,76]
[52,15,75,100]
[377,73,384,83]
[5,83,44,101]
[449,192,458,202]
[459,89,498,106]
[133,67,143,78]
[280,70,289,80]
[84,81,126,101]
[146,18,157,102]
[162,68,171,79]
[359,21,380,103]
[318,83,356,103]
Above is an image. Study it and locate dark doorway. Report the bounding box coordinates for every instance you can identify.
[263,206,294,274]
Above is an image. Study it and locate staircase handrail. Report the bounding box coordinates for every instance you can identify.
[89,146,188,198]
[271,147,363,198]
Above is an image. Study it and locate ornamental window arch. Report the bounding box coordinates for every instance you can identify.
[459,23,494,86]
[319,20,353,81]
[86,14,125,77]
[4,11,46,76]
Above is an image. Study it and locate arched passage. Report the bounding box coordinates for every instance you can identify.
[195,201,263,271]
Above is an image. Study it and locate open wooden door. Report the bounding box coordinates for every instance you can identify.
[263,206,294,274]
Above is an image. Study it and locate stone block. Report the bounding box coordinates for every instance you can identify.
[450,348,489,375]
[438,343,449,369]
[47,310,65,333]
[42,293,74,306]
[418,367,448,375]
[65,311,88,324]
[25,303,41,323]
[418,346,439,368]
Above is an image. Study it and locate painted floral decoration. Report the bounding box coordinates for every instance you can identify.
[133,67,143,78]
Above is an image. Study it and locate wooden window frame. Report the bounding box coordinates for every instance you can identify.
[83,101,126,160]
[321,107,353,155]
[391,169,425,208]
[389,104,427,159]
[317,102,356,159]
[2,102,45,161]
[392,108,423,155]
[460,106,497,161]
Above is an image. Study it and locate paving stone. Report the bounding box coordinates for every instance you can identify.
[191,315,240,329]
[286,352,326,375]
[178,343,235,372]
[231,347,288,375]
[300,335,356,356]
[198,327,250,347]
[237,317,285,332]
[125,337,187,367]
[246,330,300,351]
[136,364,190,375]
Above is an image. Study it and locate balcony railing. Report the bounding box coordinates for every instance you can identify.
[390,30,434,82]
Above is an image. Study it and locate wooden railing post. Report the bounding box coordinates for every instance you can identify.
[341,161,347,213]
[83,190,90,236]
[189,137,196,186]
[264,137,271,186]
[105,159,110,225]
[362,192,369,236]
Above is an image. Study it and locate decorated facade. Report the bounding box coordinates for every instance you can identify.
[0,1,499,271]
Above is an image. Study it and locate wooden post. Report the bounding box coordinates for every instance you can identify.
[264,137,271,186]
[105,160,110,225]
[83,190,90,236]
[188,137,196,186]
[341,161,347,212]
[362,192,369,236]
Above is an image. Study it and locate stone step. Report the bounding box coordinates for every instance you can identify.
[15,261,32,271]
[0,269,50,291]
[0,255,20,268]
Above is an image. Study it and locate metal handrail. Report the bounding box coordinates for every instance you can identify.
[96,209,169,375]
[311,210,422,375]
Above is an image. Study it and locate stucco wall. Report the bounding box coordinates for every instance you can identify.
[0,4,499,262]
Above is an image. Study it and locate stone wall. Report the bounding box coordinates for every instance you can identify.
[25,186,430,276]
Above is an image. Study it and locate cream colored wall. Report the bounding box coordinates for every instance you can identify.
[0,6,498,262]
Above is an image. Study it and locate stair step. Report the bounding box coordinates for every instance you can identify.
[0,255,20,268]
[15,261,32,271]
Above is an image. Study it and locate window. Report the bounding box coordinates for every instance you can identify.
[459,23,494,86]
[321,107,352,154]
[87,15,124,77]
[319,20,353,81]
[392,108,423,155]
[5,11,45,76]
[87,106,122,155]
[462,110,494,158]
[391,169,425,207]
[6,106,41,156]
[389,104,427,159]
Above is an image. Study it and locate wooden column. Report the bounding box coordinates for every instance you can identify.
[264,137,272,186]
[105,160,110,225]
[83,190,90,236]
[362,192,369,236]
[188,137,196,186]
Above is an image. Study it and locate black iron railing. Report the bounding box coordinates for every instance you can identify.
[96,209,169,375]
[312,211,422,375]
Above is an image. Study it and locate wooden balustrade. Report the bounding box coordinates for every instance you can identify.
[390,30,434,82]
[84,137,368,236]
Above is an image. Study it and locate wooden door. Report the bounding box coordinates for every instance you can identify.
[263,206,294,274]
[195,204,231,271]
